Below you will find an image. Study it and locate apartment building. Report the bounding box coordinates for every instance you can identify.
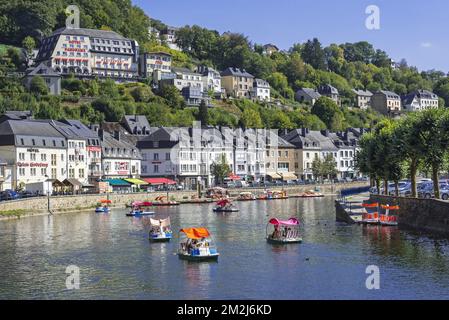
[352,89,373,109]
[252,79,271,102]
[402,90,439,112]
[371,90,402,116]
[140,51,172,78]
[36,27,139,79]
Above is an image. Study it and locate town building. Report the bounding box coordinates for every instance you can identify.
[352,89,372,109]
[0,115,68,191]
[161,26,180,51]
[402,90,439,112]
[0,157,12,191]
[23,62,61,95]
[121,115,154,136]
[140,51,172,79]
[221,67,255,99]
[138,127,234,189]
[252,78,271,102]
[295,88,321,105]
[265,134,297,182]
[318,84,341,106]
[35,27,140,79]
[371,90,402,116]
[262,44,279,56]
[197,65,223,98]
[95,128,142,180]
[149,27,161,43]
[161,67,204,91]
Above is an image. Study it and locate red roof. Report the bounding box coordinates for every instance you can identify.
[143,178,176,185]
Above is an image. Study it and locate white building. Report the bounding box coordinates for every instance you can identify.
[352,89,373,109]
[161,26,180,51]
[0,116,68,190]
[402,90,439,112]
[35,27,139,79]
[97,129,141,179]
[140,51,172,78]
[233,129,267,183]
[197,66,223,98]
[161,67,204,92]
[252,78,271,102]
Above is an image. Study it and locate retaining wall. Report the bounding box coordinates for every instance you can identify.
[370,194,449,234]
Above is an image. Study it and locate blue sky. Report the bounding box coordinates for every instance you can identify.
[133,0,449,72]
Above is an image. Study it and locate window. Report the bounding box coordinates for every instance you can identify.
[19,168,25,176]
[31,168,36,176]
[41,154,46,161]
[51,154,57,166]
[154,165,159,173]
[41,168,47,176]
[19,153,25,161]
[165,153,170,160]
[154,153,159,161]
[79,169,84,178]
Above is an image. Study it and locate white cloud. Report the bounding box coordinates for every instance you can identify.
[420,42,432,48]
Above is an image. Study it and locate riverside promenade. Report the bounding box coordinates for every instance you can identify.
[0,182,369,220]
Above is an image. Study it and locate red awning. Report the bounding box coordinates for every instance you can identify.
[228,174,241,181]
[143,178,176,185]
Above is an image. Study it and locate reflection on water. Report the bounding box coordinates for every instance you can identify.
[1,197,449,299]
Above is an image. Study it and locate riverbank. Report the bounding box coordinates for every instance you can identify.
[0,182,369,221]
[370,194,449,234]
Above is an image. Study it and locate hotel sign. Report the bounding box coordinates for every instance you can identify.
[17,162,49,168]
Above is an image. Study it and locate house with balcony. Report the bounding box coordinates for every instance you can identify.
[197,65,223,98]
[140,51,172,79]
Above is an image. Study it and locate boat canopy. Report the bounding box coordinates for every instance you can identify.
[132,201,152,207]
[269,218,300,226]
[240,192,253,195]
[179,228,211,240]
[150,217,171,227]
[100,199,112,204]
[216,199,231,206]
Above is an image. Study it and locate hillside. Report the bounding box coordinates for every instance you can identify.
[2,0,448,130]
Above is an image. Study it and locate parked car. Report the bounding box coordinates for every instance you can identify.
[418,182,449,199]
[0,190,20,201]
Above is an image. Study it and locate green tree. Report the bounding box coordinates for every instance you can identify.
[29,76,48,95]
[198,99,209,126]
[311,97,345,130]
[241,108,263,128]
[301,38,327,70]
[211,154,231,186]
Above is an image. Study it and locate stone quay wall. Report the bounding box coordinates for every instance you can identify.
[370,194,449,234]
[0,182,368,220]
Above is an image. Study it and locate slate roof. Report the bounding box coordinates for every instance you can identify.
[377,90,400,99]
[220,67,254,78]
[0,119,66,148]
[318,84,339,95]
[402,90,439,105]
[121,115,154,135]
[296,88,321,100]
[352,89,373,97]
[51,27,129,40]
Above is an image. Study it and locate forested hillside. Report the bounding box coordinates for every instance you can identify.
[1,0,449,130]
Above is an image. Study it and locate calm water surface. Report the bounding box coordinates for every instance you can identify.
[1,197,449,300]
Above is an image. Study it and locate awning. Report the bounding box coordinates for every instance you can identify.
[150,217,171,227]
[103,179,131,187]
[228,174,241,181]
[179,228,211,240]
[143,178,176,185]
[46,179,64,187]
[269,218,300,226]
[266,173,282,179]
[63,179,82,187]
[124,178,149,186]
[280,173,297,181]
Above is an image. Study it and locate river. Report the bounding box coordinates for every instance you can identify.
[1,197,449,300]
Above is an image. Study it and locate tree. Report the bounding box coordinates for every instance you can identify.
[322,154,338,180]
[241,108,263,128]
[198,99,209,126]
[312,157,324,182]
[158,85,185,109]
[211,154,231,186]
[301,38,327,70]
[29,76,48,95]
[22,36,35,67]
[311,97,345,131]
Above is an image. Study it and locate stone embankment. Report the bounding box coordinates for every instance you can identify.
[0,182,369,220]
[370,194,449,234]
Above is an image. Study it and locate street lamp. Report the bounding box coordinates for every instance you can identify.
[45,175,51,215]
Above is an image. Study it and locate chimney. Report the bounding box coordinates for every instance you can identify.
[114,130,121,141]
[301,128,309,137]
[98,129,104,141]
